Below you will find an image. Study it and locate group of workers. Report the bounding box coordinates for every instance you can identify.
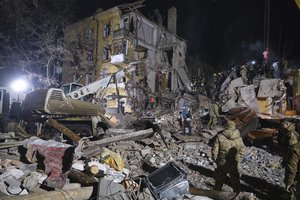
[178,101,300,199]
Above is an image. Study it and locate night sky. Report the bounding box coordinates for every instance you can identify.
[77,0,300,67]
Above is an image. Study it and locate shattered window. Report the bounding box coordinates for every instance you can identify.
[87,50,93,61]
[123,40,128,55]
[112,40,128,55]
[123,17,129,30]
[85,29,93,41]
[73,74,80,82]
[103,24,110,37]
[86,73,93,85]
[102,47,109,60]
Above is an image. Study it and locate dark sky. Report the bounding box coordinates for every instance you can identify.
[78,0,300,66]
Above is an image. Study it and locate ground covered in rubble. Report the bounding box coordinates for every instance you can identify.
[0,110,289,200]
[113,113,288,200]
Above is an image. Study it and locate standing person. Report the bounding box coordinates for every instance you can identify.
[247,64,255,84]
[280,121,299,166]
[208,102,219,130]
[284,142,300,200]
[240,65,247,84]
[211,120,245,192]
[181,106,192,135]
[285,81,293,110]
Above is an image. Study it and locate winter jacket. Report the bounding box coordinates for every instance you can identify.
[285,142,300,187]
[281,124,299,147]
[211,121,245,166]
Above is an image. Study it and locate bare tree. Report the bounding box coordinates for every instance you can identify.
[0,0,77,87]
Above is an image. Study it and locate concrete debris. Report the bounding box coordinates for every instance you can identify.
[97,178,130,200]
[72,160,85,171]
[0,168,24,182]
[7,185,22,195]
[0,77,296,200]
[22,172,39,191]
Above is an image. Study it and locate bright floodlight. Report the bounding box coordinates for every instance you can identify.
[251,60,256,65]
[11,79,28,92]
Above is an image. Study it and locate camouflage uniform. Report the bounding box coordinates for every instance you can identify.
[211,121,245,192]
[208,103,219,130]
[198,83,207,95]
[240,65,247,84]
[281,121,299,167]
[285,142,300,200]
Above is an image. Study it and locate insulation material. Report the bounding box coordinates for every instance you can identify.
[222,97,237,112]
[257,79,282,98]
[220,71,235,93]
[227,78,245,95]
[137,18,154,45]
[240,85,259,112]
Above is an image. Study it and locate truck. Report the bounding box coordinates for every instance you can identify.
[0,87,27,132]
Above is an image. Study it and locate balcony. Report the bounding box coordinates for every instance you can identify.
[113,28,130,39]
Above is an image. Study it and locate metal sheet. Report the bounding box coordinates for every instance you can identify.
[257,79,282,98]
[240,85,259,112]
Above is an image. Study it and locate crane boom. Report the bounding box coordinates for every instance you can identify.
[66,62,139,100]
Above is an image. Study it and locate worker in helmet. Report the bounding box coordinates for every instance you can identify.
[211,120,245,192]
[240,65,247,84]
[181,105,192,135]
[208,101,219,130]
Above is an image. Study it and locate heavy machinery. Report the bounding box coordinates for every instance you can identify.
[62,62,138,115]
[0,62,138,138]
[21,88,109,139]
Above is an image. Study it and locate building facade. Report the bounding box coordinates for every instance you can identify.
[63,5,190,112]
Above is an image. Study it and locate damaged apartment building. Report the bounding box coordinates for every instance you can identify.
[62,4,191,113]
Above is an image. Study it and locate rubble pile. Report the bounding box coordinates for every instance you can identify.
[0,84,293,200]
[106,124,285,198]
[242,147,284,186]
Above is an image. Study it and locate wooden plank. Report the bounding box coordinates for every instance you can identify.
[190,186,254,200]
[87,128,153,146]
[0,141,23,149]
[83,128,153,158]
[68,169,98,186]
[107,128,135,136]
[46,119,81,142]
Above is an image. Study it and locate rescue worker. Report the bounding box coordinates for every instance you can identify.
[247,65,255,84]
[181,106,192,135]
[211,120,245,193]
[240,65,247,84]
[280,121,299,166]
[212,73,218,89]
[208,102,219,130]
[198,82,207,95]
[284,142,300,200]
[149,95,156,109]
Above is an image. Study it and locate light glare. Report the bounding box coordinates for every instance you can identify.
[11,79,28,92]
